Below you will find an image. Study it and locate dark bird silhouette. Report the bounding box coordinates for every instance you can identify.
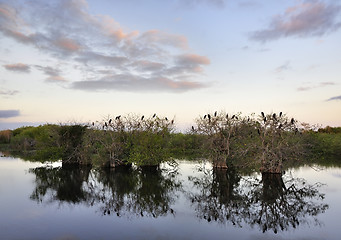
[105,122,108,127]
[115,115,121,120]
[204,115,207,119]
[214,111,217,117]
[247,117,250,122]
[232,115,235,119]
[263,117,267,123]
[171,119,174,124]
[226,114,228,119]
[192,126,194,131]
[207,114,211,120]
[92,122,94,126]
[165,117,168,121]
[291,118,295,124]
[153,113,156,118]
[279,112,282,117]
[109,119,112,124]
[273,113,277,121]
[141,115,144,120]
[261,112,265,118]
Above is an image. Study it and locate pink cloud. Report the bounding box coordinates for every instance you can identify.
[3,63,30,72]
[251,1,341,42]
[55,38,81,52]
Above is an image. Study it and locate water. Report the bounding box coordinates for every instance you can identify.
[0,154,340,240]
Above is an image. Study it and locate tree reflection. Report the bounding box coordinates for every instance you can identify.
[29,164,182,218]
[30,166,91,204]
[188,169,329,233]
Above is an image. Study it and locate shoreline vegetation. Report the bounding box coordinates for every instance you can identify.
[1,112,340,173]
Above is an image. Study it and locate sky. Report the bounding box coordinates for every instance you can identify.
[0,0,340,130]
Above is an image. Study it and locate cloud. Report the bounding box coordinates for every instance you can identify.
[275,61,290,73]
[297,81,336,91]
[250,1,341,42]
[0,109,20,118]
[0,89,19,96]
[71,74,206,93]
[3,63,30,73]
[327,95,341,101]
[239,1,262,9]
[35,65,67,83]
[0,0,209,92]
[179,0,226,8]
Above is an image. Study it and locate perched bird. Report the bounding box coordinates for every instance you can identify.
[207,114,211,120]
[279,112,282,117]
[141,115,144,120]
[109,119,112,124]
[273,113,277,121]
[263,117,267,123]
[214,111,217,117]
[171,119,174,124]
[226,114,229,119]
[247,117,250,122]
[165,117,168,121]
[105,122,108,127]
[153,113,156,118]
[261,112,265,118]
[204,115,207,119]
[92,122,95,126]
[291,118,295,124]
[232,115,235,119]
[192,126,195,131]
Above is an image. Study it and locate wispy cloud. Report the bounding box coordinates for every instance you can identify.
[35,65,67,83]
[0,109,20,118]
[3,63,30,73]
[250,1,341,42]
[179,0,226,8]
[297,81,336,91]
[239,1,262,9]
[327,95,341,101]
[0,0,210,93]
[0,89,19,96]
[275,61,291,73]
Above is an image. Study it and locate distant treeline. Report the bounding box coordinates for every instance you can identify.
[0,112,340,172]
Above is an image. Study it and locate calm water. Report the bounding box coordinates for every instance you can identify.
[1,154,340,240]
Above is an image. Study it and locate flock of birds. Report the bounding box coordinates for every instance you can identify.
[191,111,297,134]
[93,113,174,130]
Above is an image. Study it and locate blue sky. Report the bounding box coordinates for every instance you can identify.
[0,0,340,130]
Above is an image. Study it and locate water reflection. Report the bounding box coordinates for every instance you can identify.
[188,168,329,233]
[29,165,182,218]
[29,163,329,234]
